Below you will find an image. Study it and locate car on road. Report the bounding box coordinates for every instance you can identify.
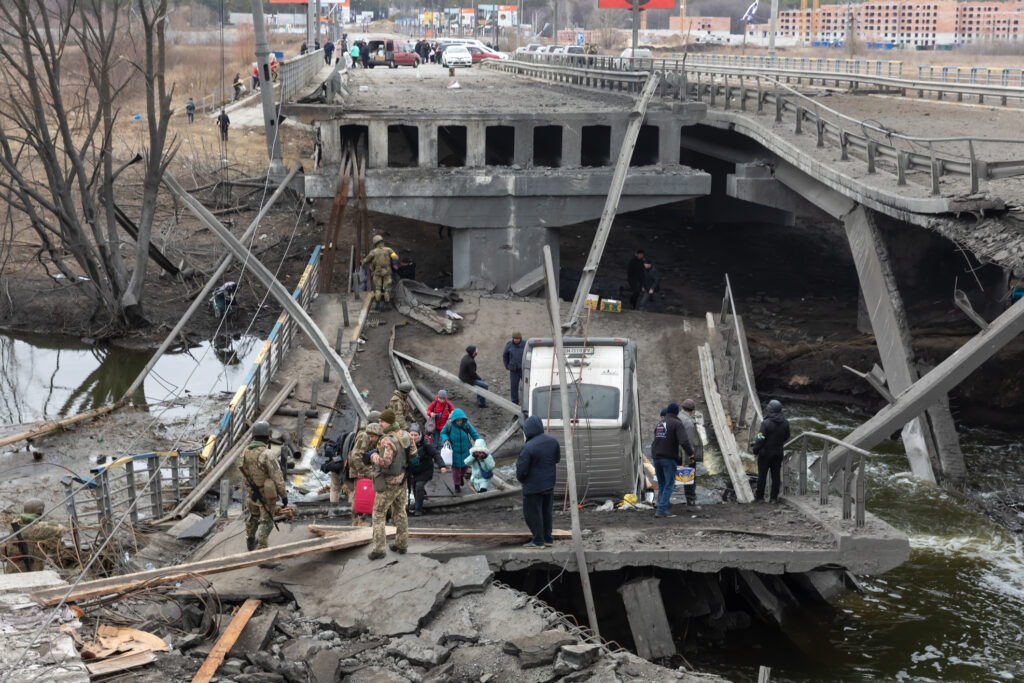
[366,38,421,68]
[516,43,544,53]
[619,47,653,68]
[442,44,473,68]
[466,46,507,63]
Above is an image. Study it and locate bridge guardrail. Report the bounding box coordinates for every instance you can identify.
[719,273,762,442]
[497,56,1024,195]
[783,431,872,528]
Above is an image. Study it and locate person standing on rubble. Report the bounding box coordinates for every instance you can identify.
[241,421,288,551]
[627,249,646,310]
[345,411,381,526]
[368,430,413,560]
[362,234,394,309]
[407,422,447,516]
[650,403,693,519]
[388,382,413,430]
[679,399,704,506]
[516,416,560,548]
[2,499,69,572]
[426,389,454,444]
[379,408,418,476]
[459,345,487,407]
[502,331,526,404]
[440,408,480,493]
[752,400,790,504]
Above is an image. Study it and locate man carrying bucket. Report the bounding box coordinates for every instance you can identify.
[678,399,704,506]
[650,402,694,519]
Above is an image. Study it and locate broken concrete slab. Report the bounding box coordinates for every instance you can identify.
[281,635,324,661]
[176,513,218,540]
[558,643,603,670]
[345,665,410,682]
[275,551,452,637]
[308,648,342,683]
[443,555,493,597]
[228,611,279,659]
[387,634,451,667]
[167,513,204,538]
[503,630,577,668]
[0,569,66,592]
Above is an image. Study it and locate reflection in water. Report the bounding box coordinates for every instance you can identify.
[0,332,262,425]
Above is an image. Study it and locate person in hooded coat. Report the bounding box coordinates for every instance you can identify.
[439,408,480,492]
[406,422,447,515]
[515,416,561,548]
[752,399,791,503]
[467,438,497,492]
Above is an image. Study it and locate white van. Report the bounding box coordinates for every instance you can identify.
[521,337,644,499]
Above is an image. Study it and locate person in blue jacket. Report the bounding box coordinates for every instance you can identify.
[502,331,526,404]
[440,408,480,493]
[515,415,561,548]
[467,439,496,492]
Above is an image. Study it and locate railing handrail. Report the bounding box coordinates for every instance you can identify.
[781,429,869,527]
[722,274,763,428]
[785,430,874,459]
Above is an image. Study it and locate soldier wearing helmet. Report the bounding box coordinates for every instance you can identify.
[240,421,288,550]
[3,499,69,573]
[361,234,397,309]
[387,381,414,430]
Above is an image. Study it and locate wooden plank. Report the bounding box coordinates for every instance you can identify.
[542,246,600,639]
[192,599,261,683]
[31,529,374,606]
[85,650,157,676]
[308,524,572,540]
[698,343,754,503]
[617,577,675,660]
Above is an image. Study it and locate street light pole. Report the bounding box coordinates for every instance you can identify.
[631,0,639,61]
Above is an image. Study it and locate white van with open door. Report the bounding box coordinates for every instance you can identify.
[521,337,644,499]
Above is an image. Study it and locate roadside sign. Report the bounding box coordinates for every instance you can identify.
[576,32,584,44]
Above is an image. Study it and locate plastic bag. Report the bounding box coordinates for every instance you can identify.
[440,442,453,467]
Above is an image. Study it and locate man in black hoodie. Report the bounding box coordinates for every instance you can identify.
[753,400,791,503]
[650,402,694,518]
[459,345,487,407]
[516,416,561,548]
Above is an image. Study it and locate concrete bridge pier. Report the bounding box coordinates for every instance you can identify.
[452,226,559,292]
[843,206,966,486]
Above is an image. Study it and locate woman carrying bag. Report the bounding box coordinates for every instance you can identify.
[439,408,479,493]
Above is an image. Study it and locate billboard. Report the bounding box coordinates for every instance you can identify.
[497,4,518,26]
[597,0,677,8]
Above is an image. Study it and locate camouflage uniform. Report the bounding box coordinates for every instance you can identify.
[362,242,395,303]
[240,441,287,549]
[346,427,379,527]
[3,514,68,573]
[370,431,415,554]
[387,390,412,430]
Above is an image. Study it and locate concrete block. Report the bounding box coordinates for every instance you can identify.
[308,649,342,683]
[444,555,493,597]
[166,513,204,538]
[387,634,451,667]
[228,611,279,659]
[176,513,218,540]
[0,570,65,592]
[502,629,576,668]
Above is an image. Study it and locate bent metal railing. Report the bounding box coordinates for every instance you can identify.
[784,431,873,528]
[490,56,1024,196]
[719,273,762,442]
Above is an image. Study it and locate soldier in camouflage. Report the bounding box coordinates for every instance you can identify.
[361,234,396,308]
[387,382,413,430]
[335,410,380,506]
[3,499,69,572]
[348,420,384,527]
[241,421,288,551]
[368,430,413,560]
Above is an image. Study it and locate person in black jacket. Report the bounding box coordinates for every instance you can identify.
[650,402,694,518]
[502,332,526,404]
[516,416,561,548]
[637,260,660,311]
[627,249,646,309]
[753,400,791,503]
[459,345,487,407]
[406,423,447,516]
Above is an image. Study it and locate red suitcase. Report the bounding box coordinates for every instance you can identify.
[353,478,376,514]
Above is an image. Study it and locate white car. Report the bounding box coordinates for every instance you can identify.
[619,48,653,60]
[442,45,472,68]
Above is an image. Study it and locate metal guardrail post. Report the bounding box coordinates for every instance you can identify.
[856,453,866,527]
[775,95,783,123]
[794,106,803,134]
[125,460,138,525]
[819,448,828,505]
[148,457,163,518]
[171,454,181,504]
[842,455,852,520]
[799,440,808,495]
[63,480,82,553]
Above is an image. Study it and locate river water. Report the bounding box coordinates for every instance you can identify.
[0,331,262,428]
[692,402,1024,682]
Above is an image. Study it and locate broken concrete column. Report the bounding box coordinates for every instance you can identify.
[513,123,533,167]
[451,226,559,292]
[368,120,388,169]
[843,205,964,485]
[418,123,438,168]
[562,123,582,168]
[466,122,486,167]
[658,122,680,166]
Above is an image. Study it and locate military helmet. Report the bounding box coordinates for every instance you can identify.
[24,499,45,515]
[367,410,381,423]
[372,234,384,244]
[398,381,412,393]
[366,423,383,436]
[252,421,273,438]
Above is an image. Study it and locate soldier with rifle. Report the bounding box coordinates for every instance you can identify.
[240,421,289,551]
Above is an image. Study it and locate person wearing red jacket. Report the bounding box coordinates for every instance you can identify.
[426,389,454,443]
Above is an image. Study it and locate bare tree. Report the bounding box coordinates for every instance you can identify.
[0,0,175,330]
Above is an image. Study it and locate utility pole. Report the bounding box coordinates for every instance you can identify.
[316,0,322,44]
[631,0,639,65]
[553,0,559,46]
[250,0,285,176]
[768,0,778,53]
